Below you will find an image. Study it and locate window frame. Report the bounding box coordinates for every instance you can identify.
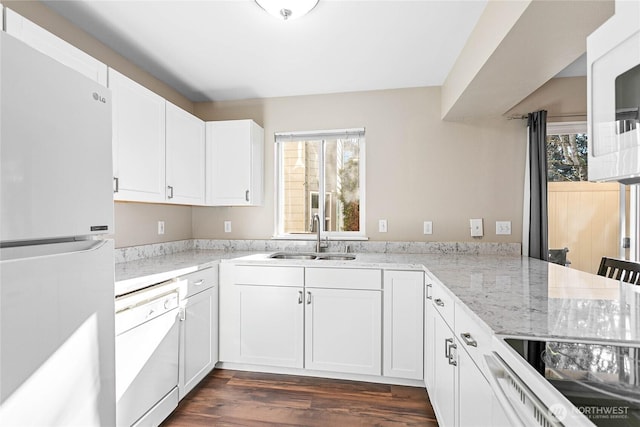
[273,128,367,240]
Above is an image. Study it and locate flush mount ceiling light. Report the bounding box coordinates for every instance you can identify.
[255,0,319,21]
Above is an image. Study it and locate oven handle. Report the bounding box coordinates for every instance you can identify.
[484,353,562,427]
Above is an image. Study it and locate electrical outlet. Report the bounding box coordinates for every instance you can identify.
[470,218,483,237]
[157,221,165,235]
[496,221,511,235]
[224,221,232,233]
[379,219,388,233]
[423,221,433,235]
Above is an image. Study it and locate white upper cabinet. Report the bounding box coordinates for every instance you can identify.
[166,102,205,205]
[4,8,107,86]
[588,0,640,183]
[109,68,166,203]
[206,120,264,206]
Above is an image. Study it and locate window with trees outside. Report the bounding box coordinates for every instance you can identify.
[275,128,365,238]
[546,122,588,181]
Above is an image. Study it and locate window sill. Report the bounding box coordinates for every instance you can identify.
[272,234,369,241]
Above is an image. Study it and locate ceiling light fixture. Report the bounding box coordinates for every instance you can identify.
[255,0,319,21]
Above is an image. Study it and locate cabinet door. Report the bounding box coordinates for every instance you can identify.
[457,346,492,427]
[219,284,304,368]
[5,8,107,86]
[432,311,456,427]
[109,68,166,203]
[305,288,381,375]
[205,120,264,206]
[179,287,216,400]
[424,282,435,390]
[383,270,424,380]
[166,102,205,205]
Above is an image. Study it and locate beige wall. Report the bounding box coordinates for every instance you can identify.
[193,87,527,242]
[114,202,192,248]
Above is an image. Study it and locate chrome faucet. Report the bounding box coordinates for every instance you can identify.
[313,214,321,253]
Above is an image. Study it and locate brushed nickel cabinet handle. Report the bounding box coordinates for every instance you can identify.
[448,342,457,366]
[113,177,119,193]
[306,291,311,305]
[245,190,250,202]
[168,185,174,199]
[298,290,303,304]
[426,283,433,300]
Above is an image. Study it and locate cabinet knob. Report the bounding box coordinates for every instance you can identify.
[434,298,444,307]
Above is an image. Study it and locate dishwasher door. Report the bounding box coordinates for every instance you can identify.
[116,289,180,427]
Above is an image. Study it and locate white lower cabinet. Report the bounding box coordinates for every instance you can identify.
[305,288,381,375]
[426,276,501,427]
[219,264,305,368]
[178,266,218,400]
[457,344,492,426]
[383,270,424,380]
[431,309,457,427]
[220,264,383,376]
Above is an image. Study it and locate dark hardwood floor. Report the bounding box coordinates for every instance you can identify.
[161,369,438,426]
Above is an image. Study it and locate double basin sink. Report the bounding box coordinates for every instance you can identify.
[269,252,356,261]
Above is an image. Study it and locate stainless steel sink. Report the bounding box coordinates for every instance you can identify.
[268,252,356,261]
[268,252,317,260]
[315,254,357,261]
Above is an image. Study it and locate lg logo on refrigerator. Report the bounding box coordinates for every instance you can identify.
[92,92,107,103]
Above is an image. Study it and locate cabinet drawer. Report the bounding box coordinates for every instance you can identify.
[182,265,218,298]
[454,301,492,376]
[229,265,304,287]
[426,272,454,328]
[305,268,381,290]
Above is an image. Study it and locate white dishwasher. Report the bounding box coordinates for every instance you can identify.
[115,279,184,427]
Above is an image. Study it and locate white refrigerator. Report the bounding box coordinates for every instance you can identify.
[0,32,115,426]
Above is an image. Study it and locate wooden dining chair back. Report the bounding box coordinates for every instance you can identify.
[597,257,640,285]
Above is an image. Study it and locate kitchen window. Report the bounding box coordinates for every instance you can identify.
[274,128,365,239]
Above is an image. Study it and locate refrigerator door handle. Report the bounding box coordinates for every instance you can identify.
[1,239,110,263]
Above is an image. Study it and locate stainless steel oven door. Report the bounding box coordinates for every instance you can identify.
[115,282,181,427]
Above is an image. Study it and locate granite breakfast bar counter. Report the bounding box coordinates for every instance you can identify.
[115,249,640,345]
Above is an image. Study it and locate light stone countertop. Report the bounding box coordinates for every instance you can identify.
[115,250,640,345]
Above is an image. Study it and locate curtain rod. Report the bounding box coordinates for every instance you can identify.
[507,112,587,120]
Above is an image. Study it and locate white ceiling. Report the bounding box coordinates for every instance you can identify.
[43,0,488,103]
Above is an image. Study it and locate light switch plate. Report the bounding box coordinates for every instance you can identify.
[423,221,433,235]
[379,219,388,233]
[496,221,511,235]
[470,218,483,237]
[224,221,232,233]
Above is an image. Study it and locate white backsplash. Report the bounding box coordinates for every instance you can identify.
[115,239,521,263]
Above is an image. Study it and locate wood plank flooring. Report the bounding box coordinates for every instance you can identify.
[161,369,438,426]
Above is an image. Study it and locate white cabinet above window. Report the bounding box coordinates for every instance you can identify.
[205,120,264,206]
[4,8,107,86]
